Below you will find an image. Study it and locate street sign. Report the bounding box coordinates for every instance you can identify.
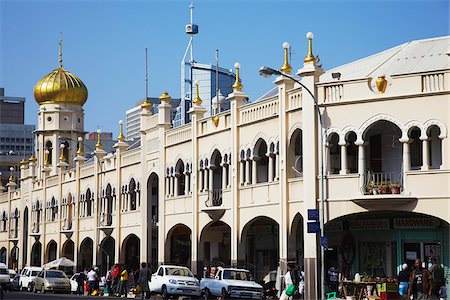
[307,222,320,233]
[307,209,319,221]
[320,236,328,249]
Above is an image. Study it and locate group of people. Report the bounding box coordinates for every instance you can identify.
[398,258,446,300]
[75,262,152,299]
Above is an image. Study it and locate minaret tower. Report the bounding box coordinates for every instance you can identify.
[33,33,88,176]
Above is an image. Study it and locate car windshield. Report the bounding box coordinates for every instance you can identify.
[31,271,39,276]
[166,267,193,277]
[0,269,8,275]
[46,271,66,278]
[223,270,251,281]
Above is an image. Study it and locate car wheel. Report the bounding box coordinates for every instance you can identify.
[203,288,211,300]
[27,283,33,292]
[41,284,46,294]
[222,288,228,300]
[161,285,169,300]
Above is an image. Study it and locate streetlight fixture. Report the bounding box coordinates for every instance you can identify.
[259,45,326,299]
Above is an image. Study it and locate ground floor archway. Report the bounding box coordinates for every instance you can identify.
[167,224,191,268]
[0,247,6,264]
[9,245,19,270]
[45,240,57,263]
[31,241,42,266]
[62,239,74,261]
[240,216,279,281]
[99,236,115,275]
[324,211,450,282]
[288,213,304,267]
[121,234,140,271]
[199,221,231,272]
[79,238,93,271]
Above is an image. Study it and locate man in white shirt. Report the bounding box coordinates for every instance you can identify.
[87,268,98,295]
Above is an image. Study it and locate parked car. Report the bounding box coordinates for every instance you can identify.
[200,267,263,299]
[32,270,70,294]
[0,263,10,289]
[149,265,201,299]
[8,275,20,291]
[19,266,43,291]
[4,269,17,291]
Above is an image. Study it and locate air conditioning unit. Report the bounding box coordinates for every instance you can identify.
[185,23,198,34]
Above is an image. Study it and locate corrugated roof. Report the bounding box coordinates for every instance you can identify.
[320,36,450,83]
[254,87,278,102]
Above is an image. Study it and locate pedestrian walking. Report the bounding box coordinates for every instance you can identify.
[398,263,411,299]
[77,270,86,295]
[408,259,433,300]
[138,262,151,299]
[429,258,445,300]
[106,268,113,294]
[87,268,98,295]
[119,265,129,298]
[113,264,120,295]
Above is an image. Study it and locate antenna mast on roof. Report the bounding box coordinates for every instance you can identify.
[145,48,149,99]
[181,1,199,124]
[215,49,220,114]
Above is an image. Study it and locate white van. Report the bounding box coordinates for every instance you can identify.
[19,266,43,291]
[0,263,9,288]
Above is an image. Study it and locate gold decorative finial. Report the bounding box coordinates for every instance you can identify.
[8,167,14,182]
[141,98,152,110]
[232,62,243,91]
[95,129,103,149]
[192,81,202,105]
[159,91,171,103]
[376,75,387,94]
[212,115,219,127]
[29,155,37,163]
[76,137,84,156]
[117,120,125,142]
[20,159,27,166]
[59,144,66,162]
[44,149,50,167]
[59,32,63,68]
[304,32,316,63]
[280,42,292,74]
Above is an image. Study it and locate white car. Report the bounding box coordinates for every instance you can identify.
[150,265,201,299]
[0,263,10,289]
[200,267,263,299]
[19,266,43,291]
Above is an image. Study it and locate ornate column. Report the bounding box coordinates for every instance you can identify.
[184,172,189,195]
[268,153,274,182]
[209,167,214,191]
[165,176,170,197]
[199,169,204,192]
[252,157,257,185]
[240,161,245,186]
[420,136,430,171]
[400,138,411,172]
[274,152,279,180]
[339,142,348,175]
[355,140,366,191]
[174,174,179,196]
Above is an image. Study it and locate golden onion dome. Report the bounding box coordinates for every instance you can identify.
[34,66,88,106]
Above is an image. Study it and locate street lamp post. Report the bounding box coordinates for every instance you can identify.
[259,66,326,300]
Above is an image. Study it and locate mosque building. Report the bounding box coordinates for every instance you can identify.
[0,33,449,299]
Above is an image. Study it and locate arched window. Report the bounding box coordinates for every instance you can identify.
[346,132,358,174]
[409,127,422,170]
[50,197,57,221]
[254,139,268,183]
[86,189,92,217]
[129,179,137,210]
[328,133,341,174]
[1,211,7,232]
[211,150,223,190]
[45,140,53,165]
[63,141,70,162]
[288,130,303,177]
[427,125,442,169]
[175,160,185,196]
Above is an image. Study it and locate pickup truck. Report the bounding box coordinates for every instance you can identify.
[200,267,263,299]
[19,266,43,291]
[149,265,201,299]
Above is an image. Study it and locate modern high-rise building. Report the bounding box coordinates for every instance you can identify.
[175,63,236,127]
[0,88,35,186]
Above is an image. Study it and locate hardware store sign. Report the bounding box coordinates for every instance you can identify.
[394,218,439,229]
[349,219,389,230]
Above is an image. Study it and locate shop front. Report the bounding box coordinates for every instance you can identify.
[324,211,449,285]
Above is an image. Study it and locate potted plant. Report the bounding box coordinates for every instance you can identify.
[379,181,388,194]
[390,182,401,194]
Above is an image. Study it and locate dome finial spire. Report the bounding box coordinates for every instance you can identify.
[58,32,63,68]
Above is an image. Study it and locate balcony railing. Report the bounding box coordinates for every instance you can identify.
[99,213,113,227]
[62,219,72,231]
[362,172,403,195]
[205,189,223,207]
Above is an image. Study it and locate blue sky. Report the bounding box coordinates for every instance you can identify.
[1,0,448,136]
